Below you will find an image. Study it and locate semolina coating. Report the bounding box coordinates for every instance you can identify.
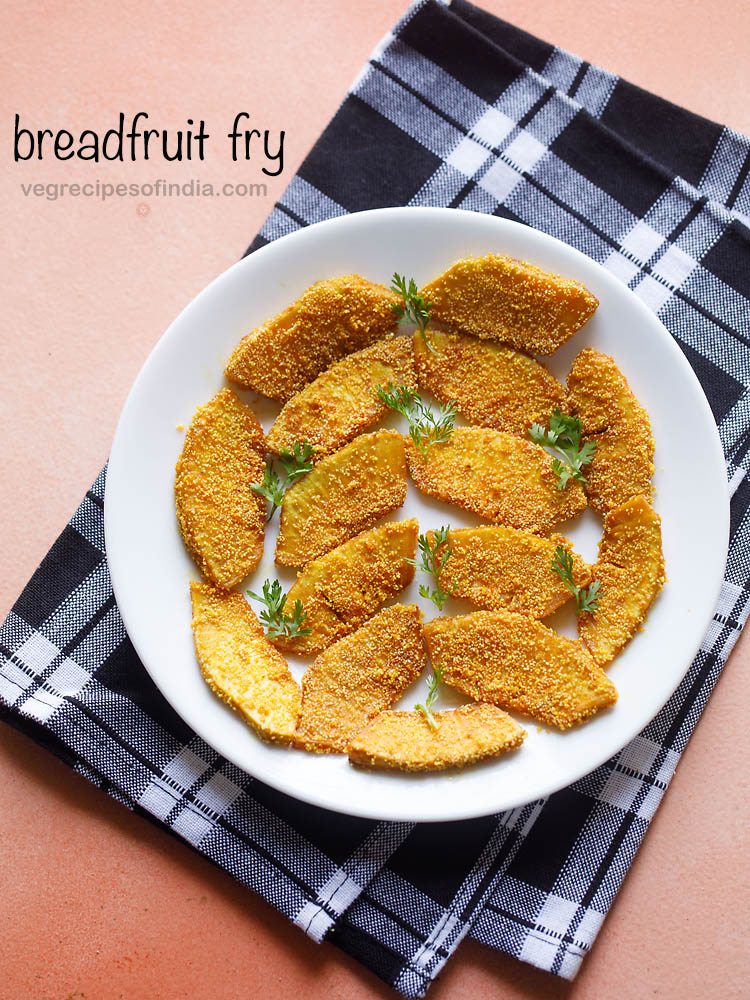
[348,703,526,772]
[430,525,591,618]
[579,495,665,666]
[421,254,598,355]
[567,348,655,513]
[273,519,419,656]
[224,275,399,402]
[295,604,426,753]
[175,388,267,589]
[276,429,407,567]
[267,337,416,460]
[406,426,586,534]
[190,582,301,743]
[414,328,566,436]
[425,610,617,730]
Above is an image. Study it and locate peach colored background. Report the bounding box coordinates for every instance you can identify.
[2,2,750,997]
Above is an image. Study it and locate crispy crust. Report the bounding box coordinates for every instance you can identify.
[267,337,416,460]
[275,430,407,567]
[421,254,598,355]
[567,348,655,513]
[273,519,418,656]
[431,525,591,618]
[190,582,301,743]
[175,389,266,588]
[579,495,665,666]
[406,426,586,534]
[295,604,426,753]
[224,275,399,402]
[348,703,526,772]
[414,329,566,436]
[425,610,617,730]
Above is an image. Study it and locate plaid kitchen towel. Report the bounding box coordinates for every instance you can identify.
[3,0,750,993]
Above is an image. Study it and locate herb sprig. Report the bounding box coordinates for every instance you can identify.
[247,579,311,639]
[414,665,444,730]
[390,272,435,353]
[551,545,601,613]
[377,382,456,459]
[529,409,596,490]
[408,526,455,610]
[251,440,314,520]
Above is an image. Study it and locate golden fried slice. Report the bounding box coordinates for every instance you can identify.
[273,520,418,656]
[295,604,426,753]
[225,275,399,402]
[190,582,301,743]
[425,611,617,730]
[414,329,566,436]
[430,526,591,618]
[421,255,598,355]
[276,430,407,567]
[406,427,586,533]
[348,703,526,772]
[579,495,665,666]
[567,348,655,513]
[267,338,416,460]
[175,389,266,589]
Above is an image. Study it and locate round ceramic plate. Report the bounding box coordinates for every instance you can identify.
[105,207,729,823]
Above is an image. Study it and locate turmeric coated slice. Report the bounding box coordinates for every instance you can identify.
[267,337,416,460]
[421,254,598,355]
[276,430,407,566]
[425,610,617,730]
[348,703,526,772]
[431,525,591,618]
[175,388,266,589]
[406,426,586,533]
[579,495,665,666]
[190,582,301,743]
[273,519,418,656]
[295,604,426,753]
[414,329,566,436]
[567,348,655,513]
[225,275,399,402]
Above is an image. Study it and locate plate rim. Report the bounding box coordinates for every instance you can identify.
[104,206,730,823]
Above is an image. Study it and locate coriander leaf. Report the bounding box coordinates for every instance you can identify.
[378,382,456,459]
[408,526,455,610]
[529,408,596,489]
[390,271,435,353]
[247,579,311,639]
[551,545,602,614]
[414,665,444,730]
[278,440,314,485]
[250,461,285,520]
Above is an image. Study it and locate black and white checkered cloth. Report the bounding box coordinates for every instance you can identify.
[3,1,750,993]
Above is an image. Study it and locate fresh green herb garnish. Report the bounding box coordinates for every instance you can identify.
[529,409,596,490]
[390,272,435,353]
[376,382,456,459]
[551,545,601,613]
[246,579,311,639]
[407,526,455,610]
[251,440,314,520]
[414,665,444,730]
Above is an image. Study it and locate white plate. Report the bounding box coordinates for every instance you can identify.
[105,207,729,823]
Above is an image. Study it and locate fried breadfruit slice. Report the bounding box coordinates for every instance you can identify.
[295,604,426,753]
[579,495,665,666]
[225,275,400,402]
[406,426,586,533]
[267,337,416,460]
[175,388,267,588]
[421,255,598,355]
[276,430,407,566]
[414,329,566,436]
[348,703,526,772]
[273,519,419,656]
[190,582,301,743]
[425,610,617,730]
[430,525,591,618]
[567,348,655,513]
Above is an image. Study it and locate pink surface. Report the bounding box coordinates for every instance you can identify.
[2,2,749,997]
